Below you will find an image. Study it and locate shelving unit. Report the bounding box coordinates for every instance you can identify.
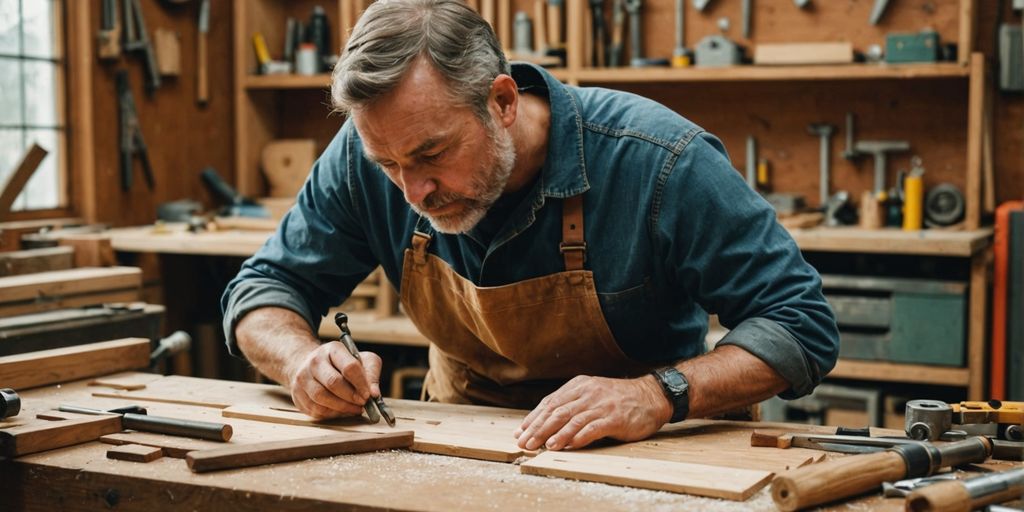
[231,0,995,399]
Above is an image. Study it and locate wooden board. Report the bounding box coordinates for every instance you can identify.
[106,443,163,463]
[100,432,226,458]
[0,144,48,218]
[186,431,414,473]
[753,42,854,65]
[221,404,532,463]
[88,373,163,391]
[520,451,773,501]
[0,267,141,303]
[0,247,75,277]
[0,338,151,390]
[0,415,123,457]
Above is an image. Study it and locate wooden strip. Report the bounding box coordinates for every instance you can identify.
[0,289,141,318]
[0,415,123,457]
[0,247,74,277]
[0,338,151,390]
[100,432,222,459]
[753,42,854,65]
[965,52,984,230]
[88,373,162,391]
[106,444,163,463]
[0,267,141,303]
[520,451,773,501]
[186,432,414,473]
[91,391,231,409]
[0,144,48,217]
[221,405,531,463]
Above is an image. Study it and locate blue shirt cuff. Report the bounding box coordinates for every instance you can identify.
[714,317,822,399]
[222,277,318,358]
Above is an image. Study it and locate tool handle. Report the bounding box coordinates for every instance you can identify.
[200,167,242,206]
[904,480,970,512]
[122,413,232,442]
[772,450,906,511]
[197,29,208,105]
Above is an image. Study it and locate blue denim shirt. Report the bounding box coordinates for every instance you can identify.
[222,63,839,399]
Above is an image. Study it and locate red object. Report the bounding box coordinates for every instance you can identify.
[992,200,1023,399]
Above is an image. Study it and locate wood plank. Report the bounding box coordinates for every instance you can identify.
[100,432,225,458]
[967,251,988,400]
[106,443,164,463]
[965,52,984,229]
[0,338,151,390]
[0,247,74,277]
[220,404,532,463]
[107,224,272,256]
[88,373,162,391]
[573,63,970,83]
[0,289,141,318]
[830,359,970,386]
[787,227,992,257]
[753,42,854,65]
[520,451,773,501]
[65,0,96,223]
[186,431,414,473]
[0,144,49,217]
[0,415,123,457]
[57,234,117,268]
[0,267,141,303]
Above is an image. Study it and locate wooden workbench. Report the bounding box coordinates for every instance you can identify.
[1,372,967,512]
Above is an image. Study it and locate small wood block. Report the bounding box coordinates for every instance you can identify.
[751,429,793,449]
[520,451,773,501]
[753,42,854,65]
[106,443,163,462]
[100,431,221,459]
[186,431,414,473]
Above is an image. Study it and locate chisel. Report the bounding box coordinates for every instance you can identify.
[334,313,396,427]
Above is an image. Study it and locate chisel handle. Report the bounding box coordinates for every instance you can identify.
[123,413,233,442]
[772,450,907,511]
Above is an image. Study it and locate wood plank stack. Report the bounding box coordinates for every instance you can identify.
[0,266,142,317]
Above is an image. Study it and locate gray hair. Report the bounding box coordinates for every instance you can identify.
[330,0,511,122]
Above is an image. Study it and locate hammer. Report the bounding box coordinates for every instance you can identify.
[807,123,835,207]
[854,140,910,195]
[771,436,992,511]
[58,404,233,442]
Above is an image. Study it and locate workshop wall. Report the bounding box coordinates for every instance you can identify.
[89,0,235,227]
[83,0,1022,228]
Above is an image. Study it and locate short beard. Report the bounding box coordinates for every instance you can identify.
[414,119,516,234]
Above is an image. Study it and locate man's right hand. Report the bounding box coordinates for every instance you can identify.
[286,341,383,420]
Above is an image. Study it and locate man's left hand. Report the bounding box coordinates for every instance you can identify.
[514,374,672,451]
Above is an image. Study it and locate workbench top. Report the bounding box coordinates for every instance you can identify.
[2,374,1015,511]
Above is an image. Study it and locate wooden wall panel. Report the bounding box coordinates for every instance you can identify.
[89,0,235,227]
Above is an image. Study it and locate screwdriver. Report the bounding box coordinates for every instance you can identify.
[334,312,396,427]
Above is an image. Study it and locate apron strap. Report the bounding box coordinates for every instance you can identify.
[560,195,586,271]
[411,216,433,264]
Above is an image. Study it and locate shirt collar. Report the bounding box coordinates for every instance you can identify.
[510,62,590,199]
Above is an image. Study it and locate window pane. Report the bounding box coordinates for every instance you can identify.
[0,57,22,125]
[0,128,23,186]
[21,129,59,210]
[24,60,56,126]
[22,0,56,59]
[0,0,19,54]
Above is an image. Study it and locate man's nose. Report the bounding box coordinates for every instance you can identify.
[401,170,437,206]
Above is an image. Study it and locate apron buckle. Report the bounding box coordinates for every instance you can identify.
[559,241,587,260]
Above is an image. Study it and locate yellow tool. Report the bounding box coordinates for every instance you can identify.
[906,399,1023,442]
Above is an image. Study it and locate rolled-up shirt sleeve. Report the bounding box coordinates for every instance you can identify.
[221,129,379,357]
[657,133,840,399]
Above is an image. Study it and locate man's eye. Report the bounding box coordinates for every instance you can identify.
[379,162,398,172]
[422,150,446,162]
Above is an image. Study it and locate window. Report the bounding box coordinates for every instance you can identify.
[0,0,65,211]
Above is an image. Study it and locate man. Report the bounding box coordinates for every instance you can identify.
[223,0,839,452]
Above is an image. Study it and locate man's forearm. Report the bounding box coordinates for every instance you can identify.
[674,344,789,418]
[235,307,322,387]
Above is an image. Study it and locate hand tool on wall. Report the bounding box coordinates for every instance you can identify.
[745,136,756,189]
[117,70,156,192]
[334,313,396,427]
[197,0,210,107]
[589,0,607,67]
[98,0,121,60]
[624,0,643,65]
[807,123,835,207]
[869,0,891,25]
[854,140,909,195]
[771,436,993,511]
[906,468,1024,512]
[741,0,751,38]
[122,0,161,93]
[0,388,20,419]
[200,167,269,217]
[672,0,692,67]
[608,0,625,66]
[842,112,862,160]
[906,399,1024,442]
[58,404,233,442]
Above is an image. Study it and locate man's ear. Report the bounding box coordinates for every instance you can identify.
[490,74,518,128]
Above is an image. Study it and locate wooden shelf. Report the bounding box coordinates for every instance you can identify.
[830,359,970,387]
[244,74,332,90]
[572,62,971,83]
[787,227,993,257]
[108,224,272,257]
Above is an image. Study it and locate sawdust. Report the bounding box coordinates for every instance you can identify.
[319,450,779,511]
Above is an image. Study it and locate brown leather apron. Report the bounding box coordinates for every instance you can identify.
[399,195,653,409]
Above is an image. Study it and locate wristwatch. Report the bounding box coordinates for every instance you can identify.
[651,366,690,423]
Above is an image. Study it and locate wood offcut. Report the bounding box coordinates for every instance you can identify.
[186,431,414,473]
